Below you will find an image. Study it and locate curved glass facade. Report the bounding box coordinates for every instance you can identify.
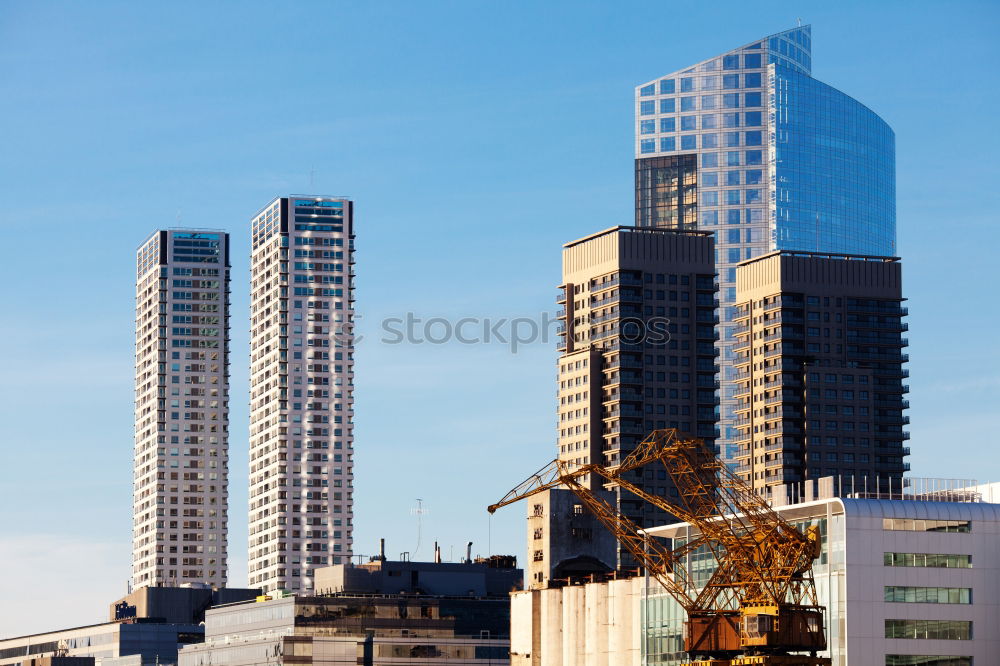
[771,67,895,255]
[635,25,897,462]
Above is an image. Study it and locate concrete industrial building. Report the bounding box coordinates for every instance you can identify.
[133,229,231,589]
[732,251,909,498]
[248,195,356,595]
[178,557,520,666]
[512,481,1000,666]
[544,226,717,582]
[633,25,897,464]
[0,621,203,666]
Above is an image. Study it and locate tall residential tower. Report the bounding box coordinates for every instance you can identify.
[249,195,356,594]
[133,229,230,589]
[633,25,896,462]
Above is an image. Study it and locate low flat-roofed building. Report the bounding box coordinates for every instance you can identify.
[179,594,512,666]
[108,586,260,624]
[511,478,1000,666]
[0,621,202,666]
[313,555,521,597]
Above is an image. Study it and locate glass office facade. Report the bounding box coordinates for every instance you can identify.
[635,25,896,461]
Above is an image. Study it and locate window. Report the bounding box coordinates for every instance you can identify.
[701,172,718,187]
[701,114,718,129]
[746,208,763,222]
[726,190,740,205]
[640,84,655,96]
[640,101,655,115]
[746,169,763,184]
[885,657,972,666]
[745,130,763,146]
[660,117,676,132]
[659,79,675,94]
[744,73,762,88]
[883,518,971,533]
[681,135,696,150]
[745,92,762,106]
[701,94,717,109]
[745,150,763,165]
[723,112,740,128]
[746,189,762,203]
[726,171,740,186]
[884,586,972,604]
[725,131,740,147]
[640,119,656,134]
[726,151,741,166]
[743,53,762,68]
[660,98,675,113]
[723,74,740,89]
[681,96,696,111]
[723,54,740,70]
[884,619,971,640]
[680,77,694,92]
[884,552,972,568]
[680,115,697,131]
[745,111,763,126]
[701,76,718,90]
[702,133,718,148]
[640,139,656,154]
[727,209,741,224]
[659,137,676,152]
[701,191,719,206]
[723,93,740,108]
[702,153,718,168]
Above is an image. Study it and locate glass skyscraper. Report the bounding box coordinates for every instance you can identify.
[633,25,896,460]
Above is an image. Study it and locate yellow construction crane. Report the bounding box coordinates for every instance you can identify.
[489,429,829,666]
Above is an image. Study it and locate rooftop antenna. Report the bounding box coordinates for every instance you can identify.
[797,17,802,27]
[411,498,428,559]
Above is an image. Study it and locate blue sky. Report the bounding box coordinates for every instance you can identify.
[1,0,998,636]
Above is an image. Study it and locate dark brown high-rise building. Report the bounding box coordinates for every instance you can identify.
[732,251,909,499]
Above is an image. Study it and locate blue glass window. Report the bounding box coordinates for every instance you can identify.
[681,77,694,92]
[745,130,763,145]
[680,116,697,131]
[659,79,675,94]
[702,172,719,187]
[660,117,676,132]
[747,208,764,223]
[726,190,741,205]
[700,210,719,225]
[727,209,741,224]
[727,229,741,243]
[746,189,762,203]
[702,153,719,168]
[743,53,762,68]
[746,169,763,184]
[723,113,740,128]
[681,134,697,150]
[681,96,696,111]
[744,92,762,107]
[640,84,655,96]
[702,133,718,148]
[723,54,740,70]
[726,171,741,186]
[640,139,656,154]
[701,95,717,109]
[727,248,741,263]
[701,76,718,90]
[744,111,763,126]
[660,137,676,152]
[725,132,740,147]
[744,73,762,88]
[723,74,740,89]
[723,93,740,108]
[745,150,763,165]
[640,101,655,115]
[727,151,741,166]
[660,98,675,113]
[640,119,656,134]
[701,191,719,206]
[701,114,718,129]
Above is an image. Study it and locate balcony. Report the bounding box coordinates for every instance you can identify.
[604,389,644,403]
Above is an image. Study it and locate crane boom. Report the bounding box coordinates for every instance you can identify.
[490,429,830,665]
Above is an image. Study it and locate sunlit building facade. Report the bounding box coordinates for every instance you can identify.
[248,195,356,594]
[633,25,896,461]
[133,229,231,589]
